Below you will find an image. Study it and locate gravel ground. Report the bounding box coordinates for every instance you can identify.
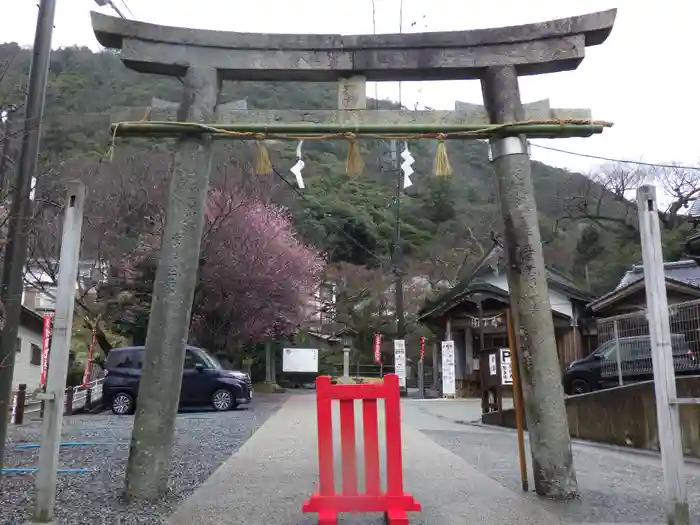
[1,394,286,525]
[422,424,700,524]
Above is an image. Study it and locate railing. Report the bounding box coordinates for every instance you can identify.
[329,364,395,379]
[327,363,434,388]
[65,378,105,413]
[8,377,105,425]
[9,385,43,424]
[596,298,700,386]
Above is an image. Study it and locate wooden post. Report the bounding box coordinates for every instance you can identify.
[431,342,438,395]
[84,387,92,413]
[14,384,26,425]
[265,341,274,383]
[506,308,529,492]
[34,181,85,522]
[638,180,689,525]
[613,319,623,386]
[64,387,74,416]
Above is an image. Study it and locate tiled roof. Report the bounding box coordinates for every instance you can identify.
[689,198,700,219]
[616,259,700,290]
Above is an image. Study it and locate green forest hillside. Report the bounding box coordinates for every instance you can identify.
[0,43,683,295]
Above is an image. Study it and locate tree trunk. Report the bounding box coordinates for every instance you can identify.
[481,65,578,499]
[123,65,220,501]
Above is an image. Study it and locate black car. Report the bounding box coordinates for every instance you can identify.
[103,345,252,415]
[562,334,699,395]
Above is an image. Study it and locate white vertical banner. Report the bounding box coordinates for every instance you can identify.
[441,340,456,396]
[393,339,406,387]
[489,353,497,376]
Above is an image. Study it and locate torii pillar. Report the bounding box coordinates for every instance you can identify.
[91,8,617,503]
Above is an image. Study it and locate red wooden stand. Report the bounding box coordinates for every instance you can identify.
[303,374,421,524]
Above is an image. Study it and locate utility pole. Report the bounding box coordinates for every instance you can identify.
[34,181,85,523]
[389,139,407,396]
[0,0,57,473]
[638,179,690,525]
[0,107,18,198]
[391,139,406,340]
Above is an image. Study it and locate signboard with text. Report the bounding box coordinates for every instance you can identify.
[393,339,406,387]
[373,333,382,364]
[499,348,513,386]
[40,313,53,387]
[441,340,456,396]
[82,329,97,387]
[489,353,497,376]
[282,348,319,373]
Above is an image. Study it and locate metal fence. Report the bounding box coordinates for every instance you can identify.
[596,298,700,386]
[68,378,104,412]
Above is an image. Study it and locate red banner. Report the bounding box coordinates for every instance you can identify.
[82,328,97,388]
[40,313,54,386]
[373,333,382,364]
[420,337,425,362]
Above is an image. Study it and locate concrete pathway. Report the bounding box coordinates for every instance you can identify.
[165,394,562,524]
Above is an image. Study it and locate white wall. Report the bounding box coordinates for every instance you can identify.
[12,324,44,391]
[483,274,574,319]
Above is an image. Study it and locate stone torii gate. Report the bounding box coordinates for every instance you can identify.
[90,8,616,503]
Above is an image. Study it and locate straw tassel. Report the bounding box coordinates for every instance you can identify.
[345,133,364,175]
[253,135,272,175]
[433,134,452,177]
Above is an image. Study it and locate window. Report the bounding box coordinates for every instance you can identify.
[106,350,143,370]
[15,338,21,353]
[319,282,336,303]
[30,344,41,365]
[184,349,206,369]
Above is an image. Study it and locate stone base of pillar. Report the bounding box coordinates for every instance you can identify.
[255,382,285,393]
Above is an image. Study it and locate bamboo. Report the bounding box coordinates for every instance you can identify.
[506,308,529,492]
[109,121,610,139]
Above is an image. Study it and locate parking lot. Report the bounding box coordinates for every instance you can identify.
[0,393,286,525]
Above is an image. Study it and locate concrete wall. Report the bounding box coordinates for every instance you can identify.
[482,376,700,457]
[13,324,45,390]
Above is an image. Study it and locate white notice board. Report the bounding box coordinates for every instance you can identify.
[393,339,406,387]
[441,340,456,396]
[282,348,318,373]
[499,348,513,386]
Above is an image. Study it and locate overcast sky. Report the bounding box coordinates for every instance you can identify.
[2,0,697,175]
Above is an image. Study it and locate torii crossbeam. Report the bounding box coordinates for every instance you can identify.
[91,10,615,81]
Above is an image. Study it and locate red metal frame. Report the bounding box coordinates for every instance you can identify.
[303,374,421,524]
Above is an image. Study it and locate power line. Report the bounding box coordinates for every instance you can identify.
[93,0,126,18]
[117,0,135,19]
[530,143,700,171]
[270,166,387,266]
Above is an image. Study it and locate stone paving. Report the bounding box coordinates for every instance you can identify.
[405,398,700,524]
[166,394,616,525]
